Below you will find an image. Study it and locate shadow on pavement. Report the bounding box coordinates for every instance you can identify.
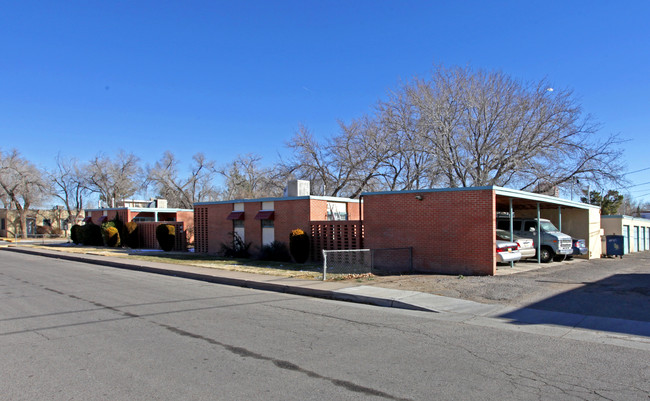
[498,274,650,337]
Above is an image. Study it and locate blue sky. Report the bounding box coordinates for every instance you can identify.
[2,1,649,202]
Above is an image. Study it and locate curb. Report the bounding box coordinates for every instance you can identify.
[1,247,434,313]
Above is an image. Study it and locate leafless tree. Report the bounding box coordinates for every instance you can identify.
[86,150,143,207]
[284,65,624,197]
[219,154,282,199]
[147,151,220,208]
[403,65,625,192]
[49,154,89,225]
[278,120,398,198]
[0,149,50,238]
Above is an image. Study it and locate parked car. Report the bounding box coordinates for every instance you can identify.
[496,240,522,263]
[566,238,588,260]
[496,229,535,259]
[497,217,573,263]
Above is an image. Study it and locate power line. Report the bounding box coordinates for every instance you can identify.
[627,167,650,175]
[625,181,650,189]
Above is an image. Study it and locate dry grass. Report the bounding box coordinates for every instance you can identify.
[33,243,335,280]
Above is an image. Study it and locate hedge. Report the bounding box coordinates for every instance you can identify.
[155,224,176,252]
[289,229,310,263]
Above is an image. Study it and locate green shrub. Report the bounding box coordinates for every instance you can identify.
[82,223,104,246]
[156,224,176,252]
[101,221,117,246]
[111,214,126,247]
[258,241,292,262]
[124,222,140,248]
[105,226,120,247]
[289,228,310,263]
[71,224,83,244]
[219,232,251,258]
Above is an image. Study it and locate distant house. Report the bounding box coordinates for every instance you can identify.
[0,206,83,238]
[601,215,650,254]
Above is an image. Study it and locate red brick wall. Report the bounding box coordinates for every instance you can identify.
[275,199,312,248]
[87,209,127,225]
[348,201,362,220]
[244,202,263,252]
[176,211,195,244]
[198,203,237,254]
[309,199,328,221]
[195,198,361,256]
[363,189,496,275]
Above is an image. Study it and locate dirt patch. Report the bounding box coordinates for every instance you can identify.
[351,254,650,309]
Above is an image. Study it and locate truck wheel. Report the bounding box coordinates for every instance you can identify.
[539,247,554,263]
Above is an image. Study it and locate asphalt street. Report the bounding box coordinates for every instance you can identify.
[1,252,649,400]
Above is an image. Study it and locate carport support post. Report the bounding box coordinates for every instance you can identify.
[537,203,542,264]
[558,206,562,232]
[509,198,514,268]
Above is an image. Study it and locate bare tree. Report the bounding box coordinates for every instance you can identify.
[49,154,89,225]
[86,150,143,207]
[403,65,625,192]
[285,65,624,197]
[219,154,282,199]
[278,120,398,198]
[0,149,50,238]
[147,151,220,208]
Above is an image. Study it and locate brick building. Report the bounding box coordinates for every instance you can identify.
[194,195,362,256]
[362,186,601,276]
[84,199,194,249]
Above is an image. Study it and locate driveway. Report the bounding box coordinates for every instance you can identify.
[362,252,650,322]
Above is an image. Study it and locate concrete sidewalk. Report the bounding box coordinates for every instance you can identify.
[3,246,649,349]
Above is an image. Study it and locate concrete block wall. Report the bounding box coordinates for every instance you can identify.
[363,189,496,275]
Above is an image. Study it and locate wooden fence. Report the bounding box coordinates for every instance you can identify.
[134,221,187,251]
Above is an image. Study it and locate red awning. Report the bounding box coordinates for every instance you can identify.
[255,210,275,220]
[227,211,245,220]
[82,216,92,223]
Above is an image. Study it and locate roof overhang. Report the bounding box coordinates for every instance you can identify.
[493,187,599,211]
[363,185,599,211]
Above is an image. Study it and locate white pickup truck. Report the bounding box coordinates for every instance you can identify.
[497,218,573,263]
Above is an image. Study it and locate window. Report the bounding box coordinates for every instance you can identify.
[60,219,69,231]
[261,219,274,228]
[1,218,5,230]
[43,219,52,227]
[26,218,36,236]
[326,202,348,221]
[524,221,537,232]
[133,216,155,222]
[233,219,244,228]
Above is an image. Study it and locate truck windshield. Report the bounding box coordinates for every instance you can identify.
[539,221,559,232]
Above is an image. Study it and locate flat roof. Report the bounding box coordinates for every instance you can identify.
[362,186,599,210]
[601,215,650,222]
[195,195,360,206]
[85,207,193,213]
